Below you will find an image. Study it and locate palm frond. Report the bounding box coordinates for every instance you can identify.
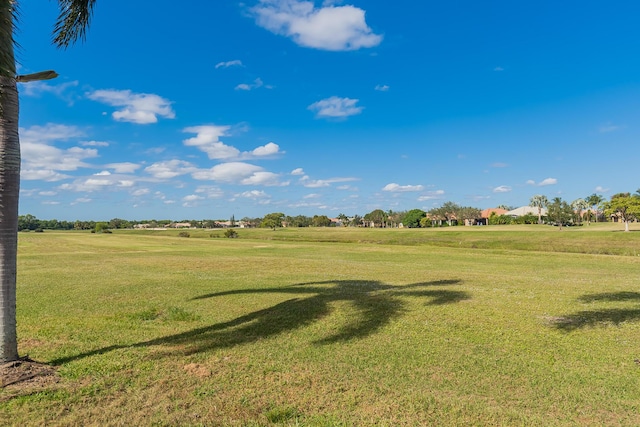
[53,0,96,49]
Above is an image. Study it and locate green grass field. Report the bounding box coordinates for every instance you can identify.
[2,224,640,426]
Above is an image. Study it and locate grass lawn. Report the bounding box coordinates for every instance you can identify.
[1,224,640,425]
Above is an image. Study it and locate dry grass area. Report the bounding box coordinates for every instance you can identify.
[1,226,640,426]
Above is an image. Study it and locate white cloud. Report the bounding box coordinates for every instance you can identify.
[183,125,281,160]
[106,162,141,174]
[251,0,382,51]
[215,60,243,69]
[594,186,609,193]
[494,66,504,72]
[527,178,558,186]
[183,125,238,159]
[417,190,445,201]
[131,188,151,196]
[21,169,70,181]
[291,168,305,175]
[183,194,204,202]
[251,142,280,157]
[19,80,79,102]
[538,178,557,186]
[300,176,358,188]
[192,161,283,186]
[80,140,110,147]
[493,185,512,193]
[38,191,57,196]
[374,84,389,92]
[195,186,225,199]
[238,190,269,199]
[87,89,175,124]
[144,160,196,179]
[308,96,363,118]
[235,78,272,91]
[303,193,320,199]
[20,124,97,181]
[382,183,424,192]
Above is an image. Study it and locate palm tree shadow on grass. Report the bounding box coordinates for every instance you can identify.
[51,279,469,365]
[551,292,640,331]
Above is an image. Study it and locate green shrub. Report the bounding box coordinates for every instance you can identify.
[224,229,238,238]
[178,231,190,238]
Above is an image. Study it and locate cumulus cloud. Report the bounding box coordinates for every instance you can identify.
[539,178,557,186]
[192,162,284,186]
[87,89,175,124]
[215,60,243,69]
[251,142,280,157]
[195,185,225,199]
[374,84,389,92]
[291,168,305,175]
[251,0,382,51]
[494,66,504,72]
[183,125,281,160]
[594,186,609,193]
[308,96,363,119]
[527,178,558,186]
[238,190,269,199]
[144,160,196,179]
[106,162,141,174]
[20,124,97,181]
[493,185,512,193]
[382,183,424,192]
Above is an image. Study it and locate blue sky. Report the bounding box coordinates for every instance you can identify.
[16,0,640,220]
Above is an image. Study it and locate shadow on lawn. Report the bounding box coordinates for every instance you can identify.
[52,279,469,365]
[552,291,640,331]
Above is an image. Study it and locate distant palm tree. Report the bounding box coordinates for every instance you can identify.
[571,198,589,225]
[529,194,548,224]
[0,0,97,362]
[585,193,604,224]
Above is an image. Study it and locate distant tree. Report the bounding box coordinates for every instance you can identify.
[431,202,461,226]
[604,193,640,232]
[350,215,362,227]
[18,214,39,231]
[336,213,350,227]
[311,215,332,227]
[585,193,605,224]
[261,212,285,230]
[458,206,481,225]
[419,216,432,227]
[94,222,110,233]
[496,204,514,210]
[402,209,426,228]
[286,215,312,227]
[546,197,573,230]
[364,209,386,227]
[570,198,589,225]
[529,194,549,224]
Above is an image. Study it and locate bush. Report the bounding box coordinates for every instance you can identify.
[178,231,190,238]
[224,229,238,238]
[34,228,44,233]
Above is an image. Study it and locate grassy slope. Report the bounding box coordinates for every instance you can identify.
[2,225,640,426]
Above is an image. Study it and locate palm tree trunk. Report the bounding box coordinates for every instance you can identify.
[0,75,20,362]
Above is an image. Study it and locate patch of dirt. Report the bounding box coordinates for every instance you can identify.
[183,363,211,378]
[0,356,59,393]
